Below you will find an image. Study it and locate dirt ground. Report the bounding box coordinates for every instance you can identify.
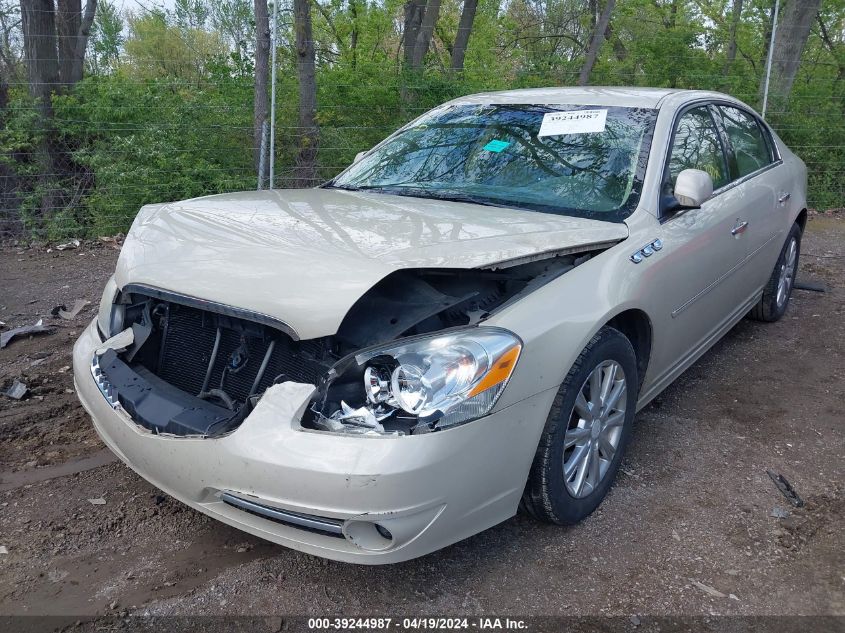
[0,217,843,626]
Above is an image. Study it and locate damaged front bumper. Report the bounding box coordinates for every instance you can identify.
[73,319,556,563]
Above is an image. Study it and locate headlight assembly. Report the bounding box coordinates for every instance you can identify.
[97,276,123,338]
[309,328,522,436]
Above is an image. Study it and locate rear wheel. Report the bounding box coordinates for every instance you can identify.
[521,326,638,524]
[749,223,802,322]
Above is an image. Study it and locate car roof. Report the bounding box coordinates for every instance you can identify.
[446,87,741,109]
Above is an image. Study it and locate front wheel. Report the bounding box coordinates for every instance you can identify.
[749,222,802,322]
[521,326,638,524]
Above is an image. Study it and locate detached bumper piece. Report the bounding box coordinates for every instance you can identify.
[94,348,244,436]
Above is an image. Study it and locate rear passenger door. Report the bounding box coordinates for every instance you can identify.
[711,104,783,297]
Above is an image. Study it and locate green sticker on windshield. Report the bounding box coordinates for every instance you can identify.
[483,139,510,153]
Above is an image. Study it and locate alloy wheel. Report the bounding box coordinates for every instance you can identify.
[776,237,797,309]
[562,360,627,499]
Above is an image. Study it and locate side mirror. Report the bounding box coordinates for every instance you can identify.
[353,150,368,164]
[674,169,713,208]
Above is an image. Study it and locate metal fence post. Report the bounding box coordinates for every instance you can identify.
[269,0,279,189]
[257,119,269,190]
[761,0,780,120]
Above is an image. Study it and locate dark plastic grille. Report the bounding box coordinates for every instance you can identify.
[149,302,327,404]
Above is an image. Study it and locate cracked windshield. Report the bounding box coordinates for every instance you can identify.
[330,104,658,222]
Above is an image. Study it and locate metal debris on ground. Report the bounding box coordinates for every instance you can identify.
[87,498,106,505]
[691,579,727,598]
[51,299,90,320]
[766,469,805,507]
[0,319,54,349]
[794,280,828,293]
[99,234,125,249]
[770,506,791,519]
[2,379,28,400]
[55,239,81,251]
[0,546,7,554]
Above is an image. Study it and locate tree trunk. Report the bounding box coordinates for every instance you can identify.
[21,0,60,109]
[350,0,359,69]
[760,1,776,72]
[20,0,62,221]
[410,0,441,69]
[55,0,97,86]
[403,0,425,68]
[450,0,477,72]
[253,0,270,178]
[56,0,81,88]
[578,0,615,86]
[723,0,742,74]
[293,0,318,187]
[817,15,845,83]
[767,0,822,101]
[73,0,97,82]
[20,0,96,226]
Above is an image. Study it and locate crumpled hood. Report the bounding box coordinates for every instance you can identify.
[115,188,628,339]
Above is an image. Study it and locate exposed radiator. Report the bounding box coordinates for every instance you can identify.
[141,302,328,405]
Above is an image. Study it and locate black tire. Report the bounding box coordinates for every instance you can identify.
[521,326,638,524]
[749,222,802,322]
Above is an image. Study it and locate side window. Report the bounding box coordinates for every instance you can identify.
[716,106,773,178]
[667,107,729,192]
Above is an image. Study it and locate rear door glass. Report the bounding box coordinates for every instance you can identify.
[715,106,773,179]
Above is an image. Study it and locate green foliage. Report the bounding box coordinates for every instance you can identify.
[1,0,843,239]
[88,0,124,74]
[50,72,254,235]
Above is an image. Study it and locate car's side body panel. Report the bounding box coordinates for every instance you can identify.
[490,91,806,415]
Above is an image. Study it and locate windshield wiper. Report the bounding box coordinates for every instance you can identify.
[325,182,518,209]
[351,186,516,209]
[322,182,362,191]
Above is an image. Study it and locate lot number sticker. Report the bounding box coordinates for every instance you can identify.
[538,109,607,137]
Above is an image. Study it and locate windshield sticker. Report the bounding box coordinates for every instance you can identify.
[538,109,607,137]
[483,139,511,153]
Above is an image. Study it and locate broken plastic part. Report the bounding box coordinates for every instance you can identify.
[2,379,28,400]
[0,319,54,349]
[95,327,134,356]
[52,299,90,320]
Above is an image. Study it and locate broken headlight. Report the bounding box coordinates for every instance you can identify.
[97,276,123,338]
[312,328,522,435]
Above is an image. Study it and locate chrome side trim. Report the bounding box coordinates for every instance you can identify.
[709,159,783,199]
[121,283,300,341]
[671,230,781,318]
[219,492,345,537]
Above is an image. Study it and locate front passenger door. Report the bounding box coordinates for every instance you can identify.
[649,106,749,382]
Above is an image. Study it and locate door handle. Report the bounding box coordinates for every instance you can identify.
[731,220,749,236]
[778,192,791,204]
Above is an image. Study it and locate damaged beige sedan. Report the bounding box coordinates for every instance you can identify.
[73,87,807,563]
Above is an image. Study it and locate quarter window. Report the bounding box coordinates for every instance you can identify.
[715,106,773,178]
[667,107,729,191]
